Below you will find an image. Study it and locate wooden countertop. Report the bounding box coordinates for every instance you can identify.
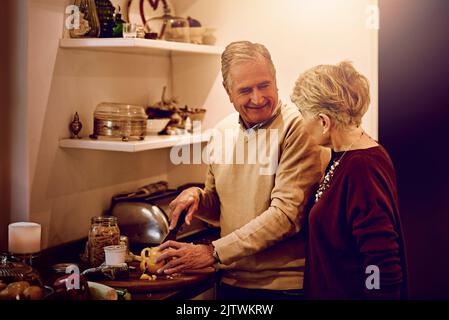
[34,229,220,300]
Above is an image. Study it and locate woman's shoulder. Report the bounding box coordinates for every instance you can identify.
[342,145,397,183]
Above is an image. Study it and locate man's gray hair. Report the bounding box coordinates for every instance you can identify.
[221,41,276,90]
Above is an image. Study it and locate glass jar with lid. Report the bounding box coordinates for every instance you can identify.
[87,216,120,267]
[89,102,147,141]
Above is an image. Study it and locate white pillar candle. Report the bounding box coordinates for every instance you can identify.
[8,222,42,254]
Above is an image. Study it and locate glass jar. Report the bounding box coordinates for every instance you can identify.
[90,102,147,141]
[87,216,120,267]
[70,0,100,38]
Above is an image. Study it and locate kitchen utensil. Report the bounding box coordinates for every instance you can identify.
[112,202,170,245]
[97,261,215,293]
[161,209,188,243]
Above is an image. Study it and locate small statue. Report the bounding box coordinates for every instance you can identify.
[70,112,83,139]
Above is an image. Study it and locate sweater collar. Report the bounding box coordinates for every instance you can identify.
[238,100,283,132]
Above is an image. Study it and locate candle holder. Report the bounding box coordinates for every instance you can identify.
[8,222,42,267]
[8,252,40,267]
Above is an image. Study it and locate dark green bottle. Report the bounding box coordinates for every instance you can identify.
[112,6,125,38]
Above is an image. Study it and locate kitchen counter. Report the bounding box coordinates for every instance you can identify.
[34,228,220,300]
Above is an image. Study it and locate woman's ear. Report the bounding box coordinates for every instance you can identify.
[318,113,331,135]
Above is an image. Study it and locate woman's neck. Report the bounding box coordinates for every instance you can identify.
[330,126,379,152]
[330,127,365,152]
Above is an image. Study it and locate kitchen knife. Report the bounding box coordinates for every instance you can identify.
[162,209,188,243]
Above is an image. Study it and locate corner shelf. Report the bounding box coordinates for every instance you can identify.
[59,38,223,56]
[59,132,210,153]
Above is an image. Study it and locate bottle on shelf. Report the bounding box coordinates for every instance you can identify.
[95,0,115,38]
[112,5,125,38]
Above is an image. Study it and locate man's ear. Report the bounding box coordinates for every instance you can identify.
[318,113,331,134]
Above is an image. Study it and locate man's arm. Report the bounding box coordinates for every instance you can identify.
[168,132,221,229]
[193,165,221,227]
[212,117,322,265]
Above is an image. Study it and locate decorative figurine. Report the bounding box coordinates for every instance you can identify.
[70,112,83,139]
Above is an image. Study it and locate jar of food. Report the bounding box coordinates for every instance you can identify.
[87,216,120,267]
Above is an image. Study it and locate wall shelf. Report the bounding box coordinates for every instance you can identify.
[59,38,223,56]
[59,132,210,152]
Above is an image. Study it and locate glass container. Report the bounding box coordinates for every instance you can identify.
[90,102,147,141]
[70,0,100,38]
[87,216,120,267]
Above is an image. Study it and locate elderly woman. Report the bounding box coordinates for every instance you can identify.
[291,61,407,299]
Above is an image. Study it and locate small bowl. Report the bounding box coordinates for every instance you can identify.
[147,118,170,135]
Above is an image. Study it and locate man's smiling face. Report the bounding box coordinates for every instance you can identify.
[225,58,279,128]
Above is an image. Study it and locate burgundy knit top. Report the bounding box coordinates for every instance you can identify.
[305,145,408,299]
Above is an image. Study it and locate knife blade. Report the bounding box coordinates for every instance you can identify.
[162,209,188,243]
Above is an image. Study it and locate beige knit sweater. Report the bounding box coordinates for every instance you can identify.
[196,102,322,290]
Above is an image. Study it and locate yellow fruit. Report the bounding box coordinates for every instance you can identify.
[23,286,44,300]
[140,247,165,274]
[139,274,151,280]
[7,281,30,297]
[0,289,15,300]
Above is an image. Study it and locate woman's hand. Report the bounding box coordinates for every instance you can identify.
[155,241,215,274]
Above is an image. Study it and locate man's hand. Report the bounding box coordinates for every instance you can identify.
[168,187,201,230]
[155,241,215,274]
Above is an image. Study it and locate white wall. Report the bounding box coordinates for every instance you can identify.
[168,0,379,189]
[27,0,175,247]
[172,0,379,136]
[22,0,378,249]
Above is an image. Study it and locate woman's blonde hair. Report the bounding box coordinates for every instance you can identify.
[291,61,370,129]
[221,41,276,90]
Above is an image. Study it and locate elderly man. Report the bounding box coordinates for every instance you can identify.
[155,41,322,300]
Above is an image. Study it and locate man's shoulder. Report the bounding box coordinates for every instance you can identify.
[271,103,305,135]
[278,103,302,123]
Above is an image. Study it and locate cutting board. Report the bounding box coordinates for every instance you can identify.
[98,264,216,293]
